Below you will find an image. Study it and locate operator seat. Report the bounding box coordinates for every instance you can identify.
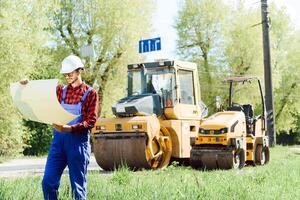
[242,104,254,134]
[227,105,244,112]
[242,104,254,121]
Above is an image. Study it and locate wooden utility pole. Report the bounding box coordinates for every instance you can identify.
[261,0,276,146]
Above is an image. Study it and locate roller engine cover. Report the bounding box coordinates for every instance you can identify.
[112,94,163,117]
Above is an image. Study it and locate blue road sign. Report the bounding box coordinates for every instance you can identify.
[139,37,161,53]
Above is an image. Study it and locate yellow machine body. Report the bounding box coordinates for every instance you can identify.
[190,76,270,170]
[195,111,246,146]
[92,60,205,170]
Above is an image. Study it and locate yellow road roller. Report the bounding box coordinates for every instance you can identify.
[190,76,270,169]
[91,60,207,170]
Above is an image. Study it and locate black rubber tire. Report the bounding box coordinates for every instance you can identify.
[263,146,270,164]
[255,144,268,165]
[233,149,245,169]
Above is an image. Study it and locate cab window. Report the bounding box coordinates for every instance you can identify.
[178,70,195,105]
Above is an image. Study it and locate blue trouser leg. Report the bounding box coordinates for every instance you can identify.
[42,134,67,200]
[66,137,91,200]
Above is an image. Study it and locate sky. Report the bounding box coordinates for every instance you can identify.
[146,0,300,60]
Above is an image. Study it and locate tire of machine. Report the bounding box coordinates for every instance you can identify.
[233,149,245,169]
[255,144,269,165]
[255,144,263,165]
[263,146,270,164]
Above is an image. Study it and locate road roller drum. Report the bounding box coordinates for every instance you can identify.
[93,133,150,170]
[190,146,245,170]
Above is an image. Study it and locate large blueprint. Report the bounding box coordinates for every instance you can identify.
[10,79,78,125]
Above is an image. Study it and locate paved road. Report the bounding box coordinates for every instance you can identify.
[0,154,102,178]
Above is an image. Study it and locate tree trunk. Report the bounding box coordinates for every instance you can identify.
[97,88,103,117]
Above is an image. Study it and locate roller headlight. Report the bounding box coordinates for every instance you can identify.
[132,124,142,130]
[199,128,206,134]
[198,128,228,134]
[96,125,106,130]
[218,128,228,134]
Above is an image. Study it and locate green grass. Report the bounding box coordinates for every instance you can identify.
[1,146,300,200]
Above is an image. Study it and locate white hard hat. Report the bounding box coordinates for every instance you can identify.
[60,55,84,74]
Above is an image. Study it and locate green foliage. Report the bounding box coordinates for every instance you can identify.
[0,147,300,199]
[277,115,300,145]
[223,3,263,110]
[22,49,61,156]
[48,0,154,116]
[0,0,154,156]
[176,0,229,112]
[277,131,300,145]
[176,0,300,132]
[0,0,52,156]
[22,120,52,156]
[273,30,300,130]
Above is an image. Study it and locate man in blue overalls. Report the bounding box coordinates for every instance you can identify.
[22,55,99,199]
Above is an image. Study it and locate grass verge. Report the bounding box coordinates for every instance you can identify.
[0,146,299,200]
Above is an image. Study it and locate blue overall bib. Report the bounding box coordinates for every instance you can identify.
[42,86,92,200]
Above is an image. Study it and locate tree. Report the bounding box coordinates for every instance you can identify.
[0,0,154,156]
[49,0,154,116]
[223,2,264,108]
[176,0,300,134]
[274,30,300,130]
[176,0,230,112]
[0,0,52,156]
[224,2,300,130]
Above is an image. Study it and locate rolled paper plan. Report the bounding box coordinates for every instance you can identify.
[10,79,78,125]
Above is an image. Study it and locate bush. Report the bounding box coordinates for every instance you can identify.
[21,51,60,156]
[0,95,24,156]
[277,130,300,145]
[276,113,300,145]
[22,120,52,156]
